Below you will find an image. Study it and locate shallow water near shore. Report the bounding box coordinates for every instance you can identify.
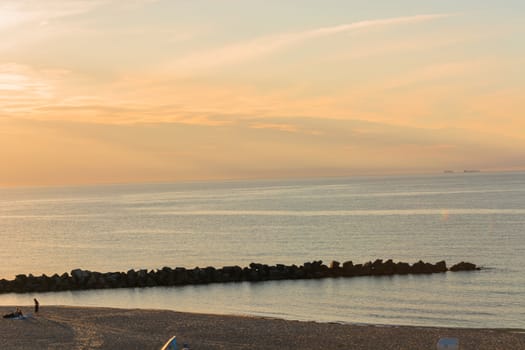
[1,172,524,328]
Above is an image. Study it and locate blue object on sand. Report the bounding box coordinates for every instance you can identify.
[437,337,459,349]
[161,336,178,350]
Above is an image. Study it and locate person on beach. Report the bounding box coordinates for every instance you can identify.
[2,311,14,318]
[3,307,23,319]
[34,298,39,313]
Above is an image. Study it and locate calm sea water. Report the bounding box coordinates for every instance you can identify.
[1,172,524,328]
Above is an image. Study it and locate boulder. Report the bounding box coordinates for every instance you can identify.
[371,259,383,268]
[13,274,28,292]
[373,259,395,275]
[450,262,478,272]
[0,279,11,293]
[174,267,188,285]
[434,260,447,273]
[126,269,138,287]
[395,262,410,274]
[410,260,434,274]
[268,266,284,280]
[71,269,92,287]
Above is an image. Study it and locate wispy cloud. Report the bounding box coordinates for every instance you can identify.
[0,0,157,29]
[0,63,67,116]
[170,13,456,72]
[0,1,99,29]
[249,122,299,133]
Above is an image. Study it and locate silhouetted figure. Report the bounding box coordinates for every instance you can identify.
[3,307,22,319]
[34,298,39,313]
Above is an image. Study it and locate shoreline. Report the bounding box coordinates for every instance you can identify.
[1,306,524,349]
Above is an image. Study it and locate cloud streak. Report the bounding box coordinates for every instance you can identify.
[0,1,101,29]
[0,0,157,30]
[170,13,456,71]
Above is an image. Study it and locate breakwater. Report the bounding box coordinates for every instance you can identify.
[0,260,479,294]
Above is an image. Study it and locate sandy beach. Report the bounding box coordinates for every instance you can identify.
[1,306,524,349]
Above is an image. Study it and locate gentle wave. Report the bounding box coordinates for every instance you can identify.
[141,208,525,216]
[5,208,525,219]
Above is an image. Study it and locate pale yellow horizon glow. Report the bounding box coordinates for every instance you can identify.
[1,1,524,187]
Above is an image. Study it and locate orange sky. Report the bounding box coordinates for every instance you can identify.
[1,1,524,186]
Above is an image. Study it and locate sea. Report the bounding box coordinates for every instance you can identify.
[0,172,524,329]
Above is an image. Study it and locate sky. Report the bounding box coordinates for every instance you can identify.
[0,0,524,186]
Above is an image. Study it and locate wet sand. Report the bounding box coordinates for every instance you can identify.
[1,305,524,349]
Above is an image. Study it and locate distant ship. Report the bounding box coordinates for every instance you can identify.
[443,170,481,174]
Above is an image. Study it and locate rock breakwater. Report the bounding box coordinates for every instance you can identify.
[0,259,479,294]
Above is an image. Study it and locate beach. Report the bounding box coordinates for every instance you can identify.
[1,306,524,349]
